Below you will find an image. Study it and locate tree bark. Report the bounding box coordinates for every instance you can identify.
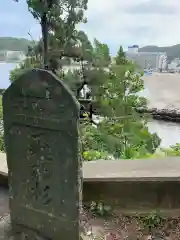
[41,13,48,69]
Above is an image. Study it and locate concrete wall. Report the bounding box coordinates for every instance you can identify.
[83,181,180,215]
[1,177,180,216]
[1,158,180,215]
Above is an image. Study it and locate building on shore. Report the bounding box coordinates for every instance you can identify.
[167,58,180,72]
[0,50,26,63]
[126,45,168,71]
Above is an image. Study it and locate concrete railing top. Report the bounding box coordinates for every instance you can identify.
[0,152,8,177]
[1,152,180,182]
[83,158,180,182]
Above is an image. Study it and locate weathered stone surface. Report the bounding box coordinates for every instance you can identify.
[2,69,81,239]
[0,214,12,239]
[0,214,49,239]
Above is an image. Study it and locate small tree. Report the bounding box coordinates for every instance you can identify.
[82,46,161,159]
[13,0,88,71]
[115,45,127,65]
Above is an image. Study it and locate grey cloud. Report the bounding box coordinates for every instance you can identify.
[125,26,155,37]
[123,26,157,45]
[125,2,178,15]
[126,26,151,34]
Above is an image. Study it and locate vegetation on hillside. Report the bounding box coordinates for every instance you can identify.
[0,37,32,52]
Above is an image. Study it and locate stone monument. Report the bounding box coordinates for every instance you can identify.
[2,69,82,239]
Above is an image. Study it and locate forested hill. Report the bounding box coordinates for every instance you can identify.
[139,44,180,61]
[0,37,32,52]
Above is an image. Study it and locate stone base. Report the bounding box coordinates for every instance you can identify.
[0,214,49,240]
[0,214,83,240]
[0,214,12,239]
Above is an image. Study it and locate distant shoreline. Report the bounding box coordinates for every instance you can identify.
[0,61,20,64]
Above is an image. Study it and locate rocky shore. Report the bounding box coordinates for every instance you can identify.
[79,99,180,123]
[137,107,180,123]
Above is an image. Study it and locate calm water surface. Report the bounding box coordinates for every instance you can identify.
[1,63,180,148]
[0,62,17,88]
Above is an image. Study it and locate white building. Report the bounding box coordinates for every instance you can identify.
[0,50,26,62]
[126,45,168,70]
[127,45,139,53]
[168,58,180,72]
[6,51,26,61]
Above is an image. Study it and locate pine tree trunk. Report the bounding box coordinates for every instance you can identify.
[41,13,48,69]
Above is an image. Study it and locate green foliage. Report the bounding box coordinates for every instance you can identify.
[27,0,88,68]
[0,89,5,95]
[9,36,161,160]
[60,38,111,98]
[115,45,127,65]
[63,69,82,95]
[76,31,93,61]
[9,58,41,83]
[0,96,3,120]
[10,1,162,161]
[0,37,32,52]
[10,67,28,83]
[92,39,111,67]
[89,201,112,217]
[81,45,161,159]
[83,150,109,161]
[12,0,89,75]
[0,134,5,153]
[161,143,180,156]
[138,211,165,229]
[0,96,5,152]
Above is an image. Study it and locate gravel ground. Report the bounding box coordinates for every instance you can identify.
[80,209,180,240]
[1,189,180,239]
[0,188,8,217]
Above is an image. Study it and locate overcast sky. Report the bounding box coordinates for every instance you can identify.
[1,0,180,55]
